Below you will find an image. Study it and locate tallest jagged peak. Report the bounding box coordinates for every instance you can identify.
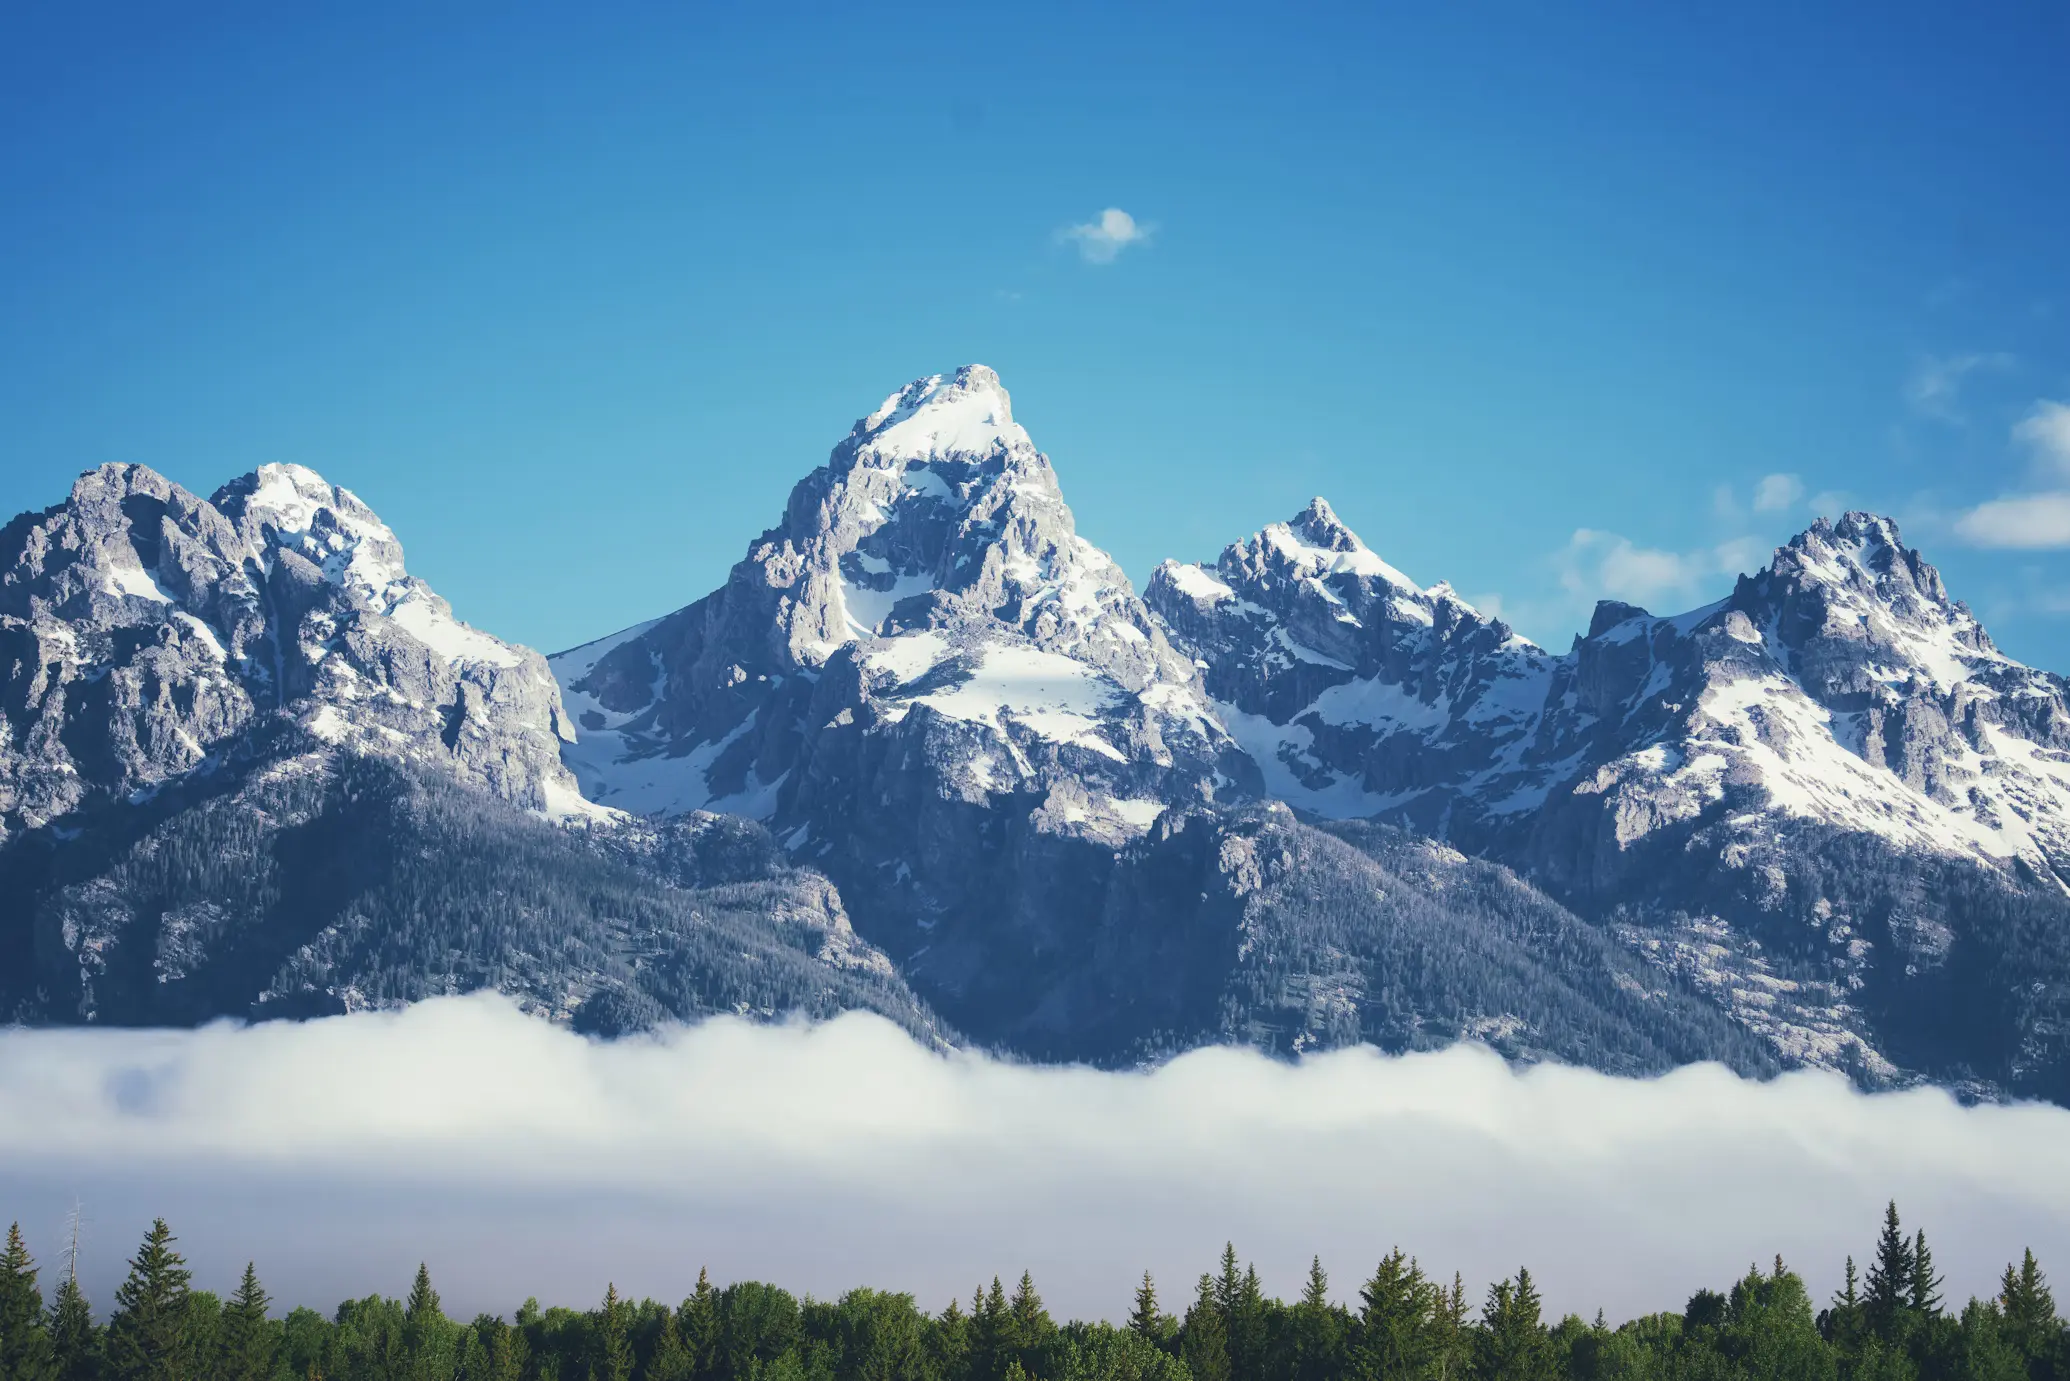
[851,364,1033,466]
[1289,496,1362,552]
[1773,508,1953,611]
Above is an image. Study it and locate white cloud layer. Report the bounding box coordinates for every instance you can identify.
[1953,401,2070,549]
[1059,208,1152,264]
[2015,401,2070,478]
[3,997,2066,1327]
[1955,493,2070,549]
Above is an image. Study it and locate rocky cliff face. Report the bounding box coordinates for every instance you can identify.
[0,462,936,1036]
[551,366,1257,1028]
[1150,502,2070,883]
[0,461,585,836]
[1145,497,1554,825]
[1151,502,2070,1092]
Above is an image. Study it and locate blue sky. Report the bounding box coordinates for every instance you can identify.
[4,3,2067,663]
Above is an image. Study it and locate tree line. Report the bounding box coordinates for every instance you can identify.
[0,1202,2062,1381]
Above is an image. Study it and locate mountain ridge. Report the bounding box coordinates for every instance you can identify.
[5,365,2066,1102]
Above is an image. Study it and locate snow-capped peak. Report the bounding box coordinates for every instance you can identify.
[853,364,1033,466]
[1776,511,1947,604]
[1256,498,1420,591]
[225,464,398,548]
[211,463,406,597]
[552,364,1239,826]
[1746,510,2005,691]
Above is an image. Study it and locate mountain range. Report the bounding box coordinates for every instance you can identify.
[4,365,2065,1101]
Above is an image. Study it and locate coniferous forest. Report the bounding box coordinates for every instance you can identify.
[0,1204,2063,1381]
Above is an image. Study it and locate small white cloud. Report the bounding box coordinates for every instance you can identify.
[1904,352,2014,422]
[1954,492,2070,549]
[1808,490,1851,519]
[1710,485,1743,522]
[1059,207,1153,264]
[1752,473,1806,514]
[2014,400,2070,478]
[1559,530,1705,610]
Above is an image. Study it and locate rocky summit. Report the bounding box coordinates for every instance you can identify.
[4,367,2067,1101]
[0,460,579,836]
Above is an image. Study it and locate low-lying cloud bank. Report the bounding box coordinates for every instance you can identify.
[2,994,2066,1324]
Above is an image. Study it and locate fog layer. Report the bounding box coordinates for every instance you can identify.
[1,994,2064,1323]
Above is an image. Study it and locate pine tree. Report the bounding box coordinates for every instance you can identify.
[928,1297,971,1381]
[1007,1269,1053,1375]
[2,1223,59,1381]
[1824,1256,1866,1353]
[1214,1245,1243,1322]
[47,1273,99,1381]
[1229,1263,1267,1381]
[591,1283,633,1381]
[1128,1273,1162,1343]
[1431,1273,1470,1381]
[218,1263,274,1381]
[483,1316,528,1381]
[1290,1258,1343,1381]
[1181,1274,1230,1381]
[104,1220,192,1381]
[681,1267,718,1379]
[971,1277,1008,1381]
[1999,1249,2057,1362]
[1301,1259,1329,1313]
[1908,1230,1944,1319]
[1475,1271,1549,1381]
[401,1264,451,1381]
[646,1309,693,1381]
[1351,1248,1433,1381]
[1863,1202,1915,1341]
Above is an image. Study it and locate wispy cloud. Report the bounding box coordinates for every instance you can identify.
[1555,530,1758,613]
[1752,473,1806,514]
[2014,401,2070,478]
[1059,208,1153,264]
[1904,352,2015,422]
[1,995,2066,1326]
[1954,399,2070,549]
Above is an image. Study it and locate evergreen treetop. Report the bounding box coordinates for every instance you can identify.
[105,1219,192,1381]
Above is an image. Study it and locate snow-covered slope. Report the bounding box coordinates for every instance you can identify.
[1147,497,1555,824]
[1151,503,2070,1086]
[0,462,586,837]
[551,365,1247,832]
[1152,503,2070,882]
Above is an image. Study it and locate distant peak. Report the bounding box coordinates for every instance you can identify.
[253,461,335,493]
[1256,498,1419,590]
[1783,510,1918,573]
[69,462,177,503]
[1287,496,1362,553]
[1767,508,1968,624]
[210,464,400,574]
[851,364,1031,465]
[1799,509,1904,547]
